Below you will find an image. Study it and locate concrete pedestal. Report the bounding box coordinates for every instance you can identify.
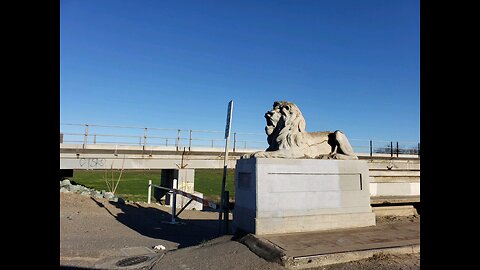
[155,169,204,210]
[233,158,376,235]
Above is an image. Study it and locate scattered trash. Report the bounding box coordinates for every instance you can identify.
[153,244,166,251]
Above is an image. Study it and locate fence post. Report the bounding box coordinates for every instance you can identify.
[233,132,236,152]
[94,134,97,144]
[60,133,64,143]
[189,130,192,150]
[369,140,372,157]
[147,180,152,204]
[83,124,89,148]
[396,141,399,157]
[176,129,181,151]
[390,141,393,157]
[171,178,178,224]
[418,142,420,157]
[143,128,148,150]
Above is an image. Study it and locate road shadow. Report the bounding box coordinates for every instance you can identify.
[90,197,231,249]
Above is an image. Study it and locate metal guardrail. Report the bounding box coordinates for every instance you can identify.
[60,123,419,157]
[60,123,268,151]
[147,179,219,225]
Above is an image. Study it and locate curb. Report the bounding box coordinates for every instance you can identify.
[239,234,286,265]
[240,233,420,269]
[285,244,420,269]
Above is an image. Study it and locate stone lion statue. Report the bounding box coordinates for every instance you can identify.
[243,101,358,160]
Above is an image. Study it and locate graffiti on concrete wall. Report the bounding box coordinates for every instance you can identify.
[79,158,106,168]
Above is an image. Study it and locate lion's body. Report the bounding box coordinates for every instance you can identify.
[245,101,358,160]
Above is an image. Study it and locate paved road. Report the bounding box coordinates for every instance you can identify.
[60,192,419,270]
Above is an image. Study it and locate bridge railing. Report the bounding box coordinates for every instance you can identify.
[60,123,419,157]
[60,123,268,151]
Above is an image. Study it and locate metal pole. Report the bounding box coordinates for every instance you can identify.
[60,133,64,143]
[224,190,229,234]
[171,178,178,224]
[83,124,89,147]
[219,100,233,235]
[176,129,181,151]
[143,128,148,150]
[189,130,192,150]
[369,140,372,157]
[418,142,420,157]
[396,141,399,157]
[233,132,236,152]
[94,134,97,144]
[147,180,152,204]
[390,141,393,157]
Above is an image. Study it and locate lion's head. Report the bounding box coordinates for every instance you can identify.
[264,101,306,151]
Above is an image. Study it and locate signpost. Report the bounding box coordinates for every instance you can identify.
[219,100,233,235]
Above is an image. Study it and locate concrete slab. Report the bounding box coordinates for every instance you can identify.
[372,205,418,216]
[240,221,419,269]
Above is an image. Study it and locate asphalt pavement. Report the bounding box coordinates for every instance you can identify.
[60,193,419,270]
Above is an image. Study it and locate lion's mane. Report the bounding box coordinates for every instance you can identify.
[268,101,307,151]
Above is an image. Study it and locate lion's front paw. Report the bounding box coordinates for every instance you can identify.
[329,153,339,159]
[242,152,263,159]
[241,151,269,158]
[241,153,253,159]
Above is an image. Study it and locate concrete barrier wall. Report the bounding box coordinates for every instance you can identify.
[61,145,420,200]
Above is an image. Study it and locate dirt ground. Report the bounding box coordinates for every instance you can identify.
[60,192,420,270]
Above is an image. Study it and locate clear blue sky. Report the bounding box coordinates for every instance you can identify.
[60,0,419,144]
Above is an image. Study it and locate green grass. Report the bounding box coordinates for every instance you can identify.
[71,169,236,203]
[194,169,235,202]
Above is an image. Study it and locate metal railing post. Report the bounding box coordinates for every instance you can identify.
[396,141,399,157]
[171,179,178,224]
[83,124,89,148]
[93,134,97,144]
[369,140,372,157]
[233,132,236,152]
[390,141,393,157]
[143,128,148,150]
[189,130,192,150]
[176,129,181,151]
[147,180,152,204]
[60,133,64,143]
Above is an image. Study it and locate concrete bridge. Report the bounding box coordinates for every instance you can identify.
[60,143,420,205]
[60,123,420,206]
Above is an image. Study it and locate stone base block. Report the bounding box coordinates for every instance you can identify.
[233,158,376,235]
[255,212,376,235]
